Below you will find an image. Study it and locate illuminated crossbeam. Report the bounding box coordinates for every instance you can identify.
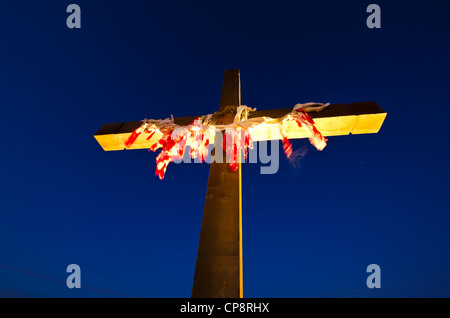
[94,101,386,151]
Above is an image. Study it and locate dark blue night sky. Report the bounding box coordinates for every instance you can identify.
[1,1,450,298]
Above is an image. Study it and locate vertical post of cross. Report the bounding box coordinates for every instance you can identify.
[191,69,243,298]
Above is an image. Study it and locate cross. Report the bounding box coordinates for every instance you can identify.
[94,69,387,298]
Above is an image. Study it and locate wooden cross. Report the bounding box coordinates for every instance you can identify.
[94,69,387,298]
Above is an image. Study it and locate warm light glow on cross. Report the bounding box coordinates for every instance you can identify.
[94,69,387,298]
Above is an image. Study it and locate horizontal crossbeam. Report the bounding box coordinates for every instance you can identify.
[94,101,386,151]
